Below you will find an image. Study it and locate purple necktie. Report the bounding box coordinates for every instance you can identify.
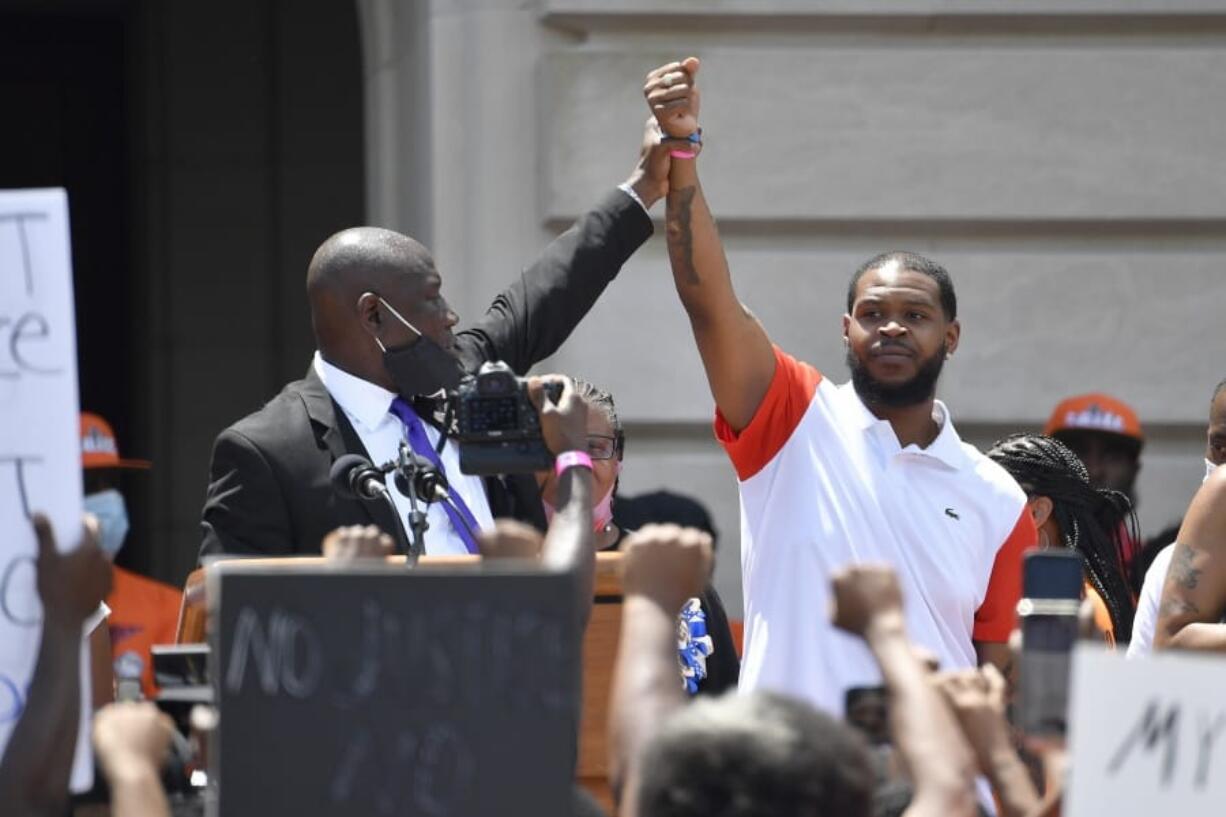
[388,397,481,554]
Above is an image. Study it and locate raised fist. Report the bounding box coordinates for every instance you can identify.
[830,564,905,638]
[643,57,701,139]
[322,524,395,560]
[92,701,177,779]
[621,524,713,613]
[478,519,545,561]
[35,513,112,628]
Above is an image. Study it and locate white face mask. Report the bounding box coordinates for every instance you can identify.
[1205,458,1220,484]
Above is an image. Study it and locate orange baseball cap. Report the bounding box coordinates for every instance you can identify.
[1044,394,1144,443]
[81,412,151,470]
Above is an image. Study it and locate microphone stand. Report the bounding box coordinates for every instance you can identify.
[381,486,417,566]
[394,442,429,563]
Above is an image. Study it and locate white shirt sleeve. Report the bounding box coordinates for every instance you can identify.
[1126,544,1175,659]
[616,182,650,215]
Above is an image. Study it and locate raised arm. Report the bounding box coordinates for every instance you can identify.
[1154,468,1226,651]
[92,702,176,817]
[935,667,1040,817]
[528,376,596,627]
[0,515,112,817]
[647,59,777,431]
[831,565,979,817]
[609,525,713,816]
[458,118,687,374]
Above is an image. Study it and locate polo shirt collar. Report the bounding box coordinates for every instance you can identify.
[844,383,970,471]
[313,351,398,433]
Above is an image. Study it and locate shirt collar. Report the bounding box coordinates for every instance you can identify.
[313,351,398,433]
[841,382,970,470]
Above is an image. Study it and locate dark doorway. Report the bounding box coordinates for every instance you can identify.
[0,0,366,586]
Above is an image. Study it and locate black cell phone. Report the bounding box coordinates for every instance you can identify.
[1023,549,1083,600]
[1017,550,1083,740]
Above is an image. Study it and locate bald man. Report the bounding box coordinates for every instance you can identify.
[200,120,691,559]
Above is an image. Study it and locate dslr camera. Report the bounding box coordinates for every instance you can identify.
[453,361,561,475]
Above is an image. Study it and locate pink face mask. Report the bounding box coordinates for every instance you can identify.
[543,463,621,533]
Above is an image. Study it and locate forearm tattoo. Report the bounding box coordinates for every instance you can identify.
[666,185,699,285]
[1159,542,1204,618]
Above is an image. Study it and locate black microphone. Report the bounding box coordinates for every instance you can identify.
[393,451,449,504]
[329,454,389,502]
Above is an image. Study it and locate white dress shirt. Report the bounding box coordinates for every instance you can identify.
[314,352,494,556]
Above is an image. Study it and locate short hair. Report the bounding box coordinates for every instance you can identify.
[1213,378,1226,404]
[571,377,624,460]
[846,251,957,321]
[636,691,874,817]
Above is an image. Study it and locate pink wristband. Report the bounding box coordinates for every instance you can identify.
[555,450,593,477]
[669,149,697,160]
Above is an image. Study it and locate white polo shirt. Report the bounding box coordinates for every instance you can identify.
[717,347,1034,716]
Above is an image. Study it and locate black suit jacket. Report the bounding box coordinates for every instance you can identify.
[199,189,652,559]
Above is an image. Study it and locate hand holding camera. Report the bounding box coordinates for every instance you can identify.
[527,374,587,456]
[454,361,571,475]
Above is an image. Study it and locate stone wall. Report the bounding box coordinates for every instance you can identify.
[358,0,1226,615]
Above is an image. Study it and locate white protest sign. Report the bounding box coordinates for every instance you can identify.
[1067,644,1226,816]
[0,188,92,791]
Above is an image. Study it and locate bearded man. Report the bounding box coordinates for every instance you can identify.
[645,58,1036,712]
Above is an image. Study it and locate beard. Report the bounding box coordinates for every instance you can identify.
[847,342,947,409]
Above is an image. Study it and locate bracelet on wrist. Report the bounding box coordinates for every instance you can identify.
[555,450,594,477]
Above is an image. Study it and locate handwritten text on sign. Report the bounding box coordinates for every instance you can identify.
[212,566,580,817]
[0,189,90,791]
[1067,645,1226,816]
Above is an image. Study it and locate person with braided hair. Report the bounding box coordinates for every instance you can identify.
[987,433,1138,646]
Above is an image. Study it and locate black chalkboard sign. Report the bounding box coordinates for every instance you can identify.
[208,562,581,817]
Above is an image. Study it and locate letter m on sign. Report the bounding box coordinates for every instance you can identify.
[1107,699,1181,786]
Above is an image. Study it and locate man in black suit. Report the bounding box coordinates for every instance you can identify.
[200,121,690,560]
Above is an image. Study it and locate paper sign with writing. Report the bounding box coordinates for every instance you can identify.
[1067,645,1226,816]
[0,188,91,790]
[210,562,582,817]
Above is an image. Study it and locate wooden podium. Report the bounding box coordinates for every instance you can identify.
[176,552,624,811]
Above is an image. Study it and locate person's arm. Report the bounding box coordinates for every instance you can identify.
[528,376,596,626]
[199,428,295,560]
[458,118,687,374]
[831,565,979,817]
[974,506,1037,679]
[646,59,776,431]
[92,702,175,817]
[608,525,713,817]
[935,667,1040,817]
[0,515,112,817]
[1155,470,1226,651]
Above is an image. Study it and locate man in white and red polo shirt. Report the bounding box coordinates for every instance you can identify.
[645,58,1036,715]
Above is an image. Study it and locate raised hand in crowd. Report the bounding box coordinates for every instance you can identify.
[831,565,979,817]
[934,667,1040,817]
[321,524,395,561]
[0,514,111,817]
[609,524,713,815]
[92,701,176,817]
[476,519,545,561]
